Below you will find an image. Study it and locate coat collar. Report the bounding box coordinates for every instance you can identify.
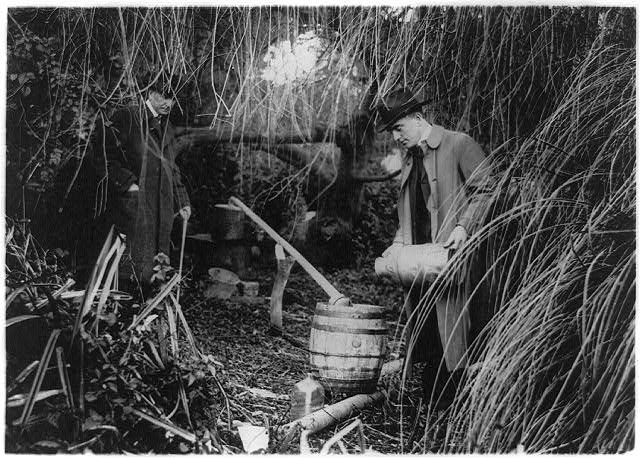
[420,124,444,150]
[402,124,443,160]
[144,105,162,133]
[145,99,160,118]
[400,124,444,190]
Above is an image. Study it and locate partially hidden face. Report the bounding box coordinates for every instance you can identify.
[390,115,423,148]
[148,91,174,116]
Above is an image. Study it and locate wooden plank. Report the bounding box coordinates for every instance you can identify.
[270,245,296,330]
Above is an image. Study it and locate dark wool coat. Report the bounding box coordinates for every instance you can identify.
[100,105,190,285]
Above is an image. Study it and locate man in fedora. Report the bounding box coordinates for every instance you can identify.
[376,87,491,404]
[95,81,191,297]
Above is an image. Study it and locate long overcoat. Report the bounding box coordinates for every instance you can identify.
[101,105,190,285]
[394,125,490,371]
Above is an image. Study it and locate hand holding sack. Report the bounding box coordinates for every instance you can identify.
[443,224,468,251]
[374,243,449,288]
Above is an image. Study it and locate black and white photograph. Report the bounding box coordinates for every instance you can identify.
[2,3,635,454]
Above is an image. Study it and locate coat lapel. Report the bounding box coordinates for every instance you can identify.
[399,154,412,190]
[144,111,172,153]
[421,125,443,191]
[401,125,443,190]
[422,149,436,196]
[422,125,444,241]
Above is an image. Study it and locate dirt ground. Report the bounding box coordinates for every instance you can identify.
[182,262,432,454]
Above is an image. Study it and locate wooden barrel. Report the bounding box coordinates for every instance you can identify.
[309,303,387,394]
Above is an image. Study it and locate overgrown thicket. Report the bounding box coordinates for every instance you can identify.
[411,41,635,453]
[6,7,634,254]
[6,7,630,238]
[5,5,635,453]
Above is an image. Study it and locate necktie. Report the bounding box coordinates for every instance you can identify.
[410,147,424,184]
[409,146,431,244]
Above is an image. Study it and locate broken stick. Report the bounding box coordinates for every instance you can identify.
[281,360,401,435]
[284,391,386,434]
[270,244,296,330]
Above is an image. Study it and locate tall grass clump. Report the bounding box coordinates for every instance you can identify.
[411,38,635,453]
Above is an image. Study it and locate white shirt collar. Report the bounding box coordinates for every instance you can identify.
[145,99,159,118]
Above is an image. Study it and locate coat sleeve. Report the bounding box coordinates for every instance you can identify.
[393,226,404,244]
[455,134,492,234]
[172,167,190,212]
[392,159,410,245]
[99,109,138,194]
[168,131,190,212]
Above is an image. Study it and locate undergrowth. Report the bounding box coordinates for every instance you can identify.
[5,222,229,453]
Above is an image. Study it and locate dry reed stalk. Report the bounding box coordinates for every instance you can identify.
[407,43,634,452]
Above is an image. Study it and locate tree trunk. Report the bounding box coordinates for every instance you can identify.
[174,83,377,230]
[174,122,329,154]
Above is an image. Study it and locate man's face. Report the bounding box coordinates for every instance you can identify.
[390,114,422,148]
[148,91,173,116]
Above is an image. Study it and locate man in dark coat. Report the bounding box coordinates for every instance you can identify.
[376,88,492,404]
[97,87,191,294]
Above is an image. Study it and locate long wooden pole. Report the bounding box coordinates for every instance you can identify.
[228,197,350,307]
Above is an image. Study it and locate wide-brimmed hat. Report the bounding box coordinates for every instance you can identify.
[375,88,429,132]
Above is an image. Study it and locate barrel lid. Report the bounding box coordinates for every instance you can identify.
[214,203,242,211]
[315,302,384,314]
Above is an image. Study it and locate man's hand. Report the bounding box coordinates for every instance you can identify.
[178,205,191,221]
[444,225,468,251]
[127,183,139,192]
[382,242,403,258]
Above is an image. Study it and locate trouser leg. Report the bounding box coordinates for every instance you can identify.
[404,282,443,378]
[108,194,136,287]
[110,192,154,297]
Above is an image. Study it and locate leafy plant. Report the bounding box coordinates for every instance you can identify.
[5,228,229,453]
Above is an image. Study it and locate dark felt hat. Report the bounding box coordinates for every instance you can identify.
[375,88,429,132]
[138,72,173,98]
